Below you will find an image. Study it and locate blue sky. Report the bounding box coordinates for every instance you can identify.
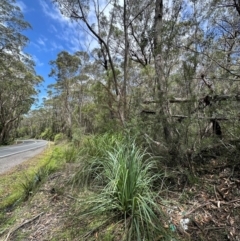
[16,0,91,106]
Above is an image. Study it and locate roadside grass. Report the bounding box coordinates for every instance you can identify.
[0,140,83,240]
[0,143,69,236]
[62,144,78,163]
[0,145,67,210]
[0,135,175,240]
[0,134,239,240]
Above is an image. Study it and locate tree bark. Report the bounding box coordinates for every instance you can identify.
[153,0,172,142]
[122,0,129,123]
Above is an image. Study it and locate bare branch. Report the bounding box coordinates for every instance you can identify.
[70,0,120,96]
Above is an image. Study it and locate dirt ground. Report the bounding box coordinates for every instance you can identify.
[1,157,240,241]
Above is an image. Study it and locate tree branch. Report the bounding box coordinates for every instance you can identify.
[70,1,120,96]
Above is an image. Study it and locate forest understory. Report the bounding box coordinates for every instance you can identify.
[1,0,240,240]
[1,139,239,241]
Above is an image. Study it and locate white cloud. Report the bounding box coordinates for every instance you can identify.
[31,37,63,53]
[38,0,120,53]
[15,1,27,12]
[50,41,64,51]
[49,24,58,33]
[32,55,44,67]
[30,41,41,51]
[39,0,70,26]
[39,0,83,52]
[37,37,47,46]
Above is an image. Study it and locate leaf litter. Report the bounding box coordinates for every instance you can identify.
[1,159,240,241]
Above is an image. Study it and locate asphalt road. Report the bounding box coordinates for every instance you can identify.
[0,140,48,158]
[0,140,48,174]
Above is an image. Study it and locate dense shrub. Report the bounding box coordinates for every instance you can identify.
[73,135,172,240]
[54,133,67,144]
[40,128,53,140]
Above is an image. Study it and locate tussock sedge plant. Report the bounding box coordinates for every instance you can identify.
[19,147,65,202]
[20,172,42,201]
[81,132,124,158]
[74,136,173,240]
[63,145,78,163]
[20,164,56,201]
[72,133,124,187]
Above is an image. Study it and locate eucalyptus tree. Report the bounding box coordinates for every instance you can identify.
[0,0,32,64]
[49,51,82,137]
[49,0,240,157]
[150,0,240,158]
[61,0,129,125]
[0,0,42,144]
[0,54,42,144]
[31,51,98,138]
[53,0,149,125]
[52,0,185,134]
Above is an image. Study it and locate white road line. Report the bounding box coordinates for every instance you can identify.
[0,144,47,158]
[0,141,43,151]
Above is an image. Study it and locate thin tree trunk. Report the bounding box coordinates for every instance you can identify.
[122,0,129,123]
[153,0,172,142]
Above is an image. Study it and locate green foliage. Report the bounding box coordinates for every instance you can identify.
[71,127,83,147]
[16,126,30,139]
[20,170,43,201]
[40,128,53,140]
[74,135,172,240]
[54,133,67,144]
[47,146,66,169]
[63,145,78,163]
[81,99,120,134]
[0,55,42,144]
[80,132,123,159]
[20,152,62,201]
[72,133,124,187]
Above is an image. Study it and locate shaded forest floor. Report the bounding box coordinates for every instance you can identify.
[0,143,240,241]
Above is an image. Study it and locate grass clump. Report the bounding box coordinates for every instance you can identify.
[0,146,65,210]
[72,133,124,187]
[74,135,172,240]
[80,132,124,159]
[54,133,67,145]
[20,164,56,201]
[63,145,78,163]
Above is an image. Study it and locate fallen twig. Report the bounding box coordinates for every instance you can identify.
[183,202,211,217]
[4,212,44,241]
[184,198,240,218]
[210,198,240,205]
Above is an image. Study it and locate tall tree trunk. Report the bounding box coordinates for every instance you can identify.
[122,0,129,123]
[153,0,172,142]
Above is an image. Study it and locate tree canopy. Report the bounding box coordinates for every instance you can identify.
[8,0,239,160]
[0,0,42,144]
